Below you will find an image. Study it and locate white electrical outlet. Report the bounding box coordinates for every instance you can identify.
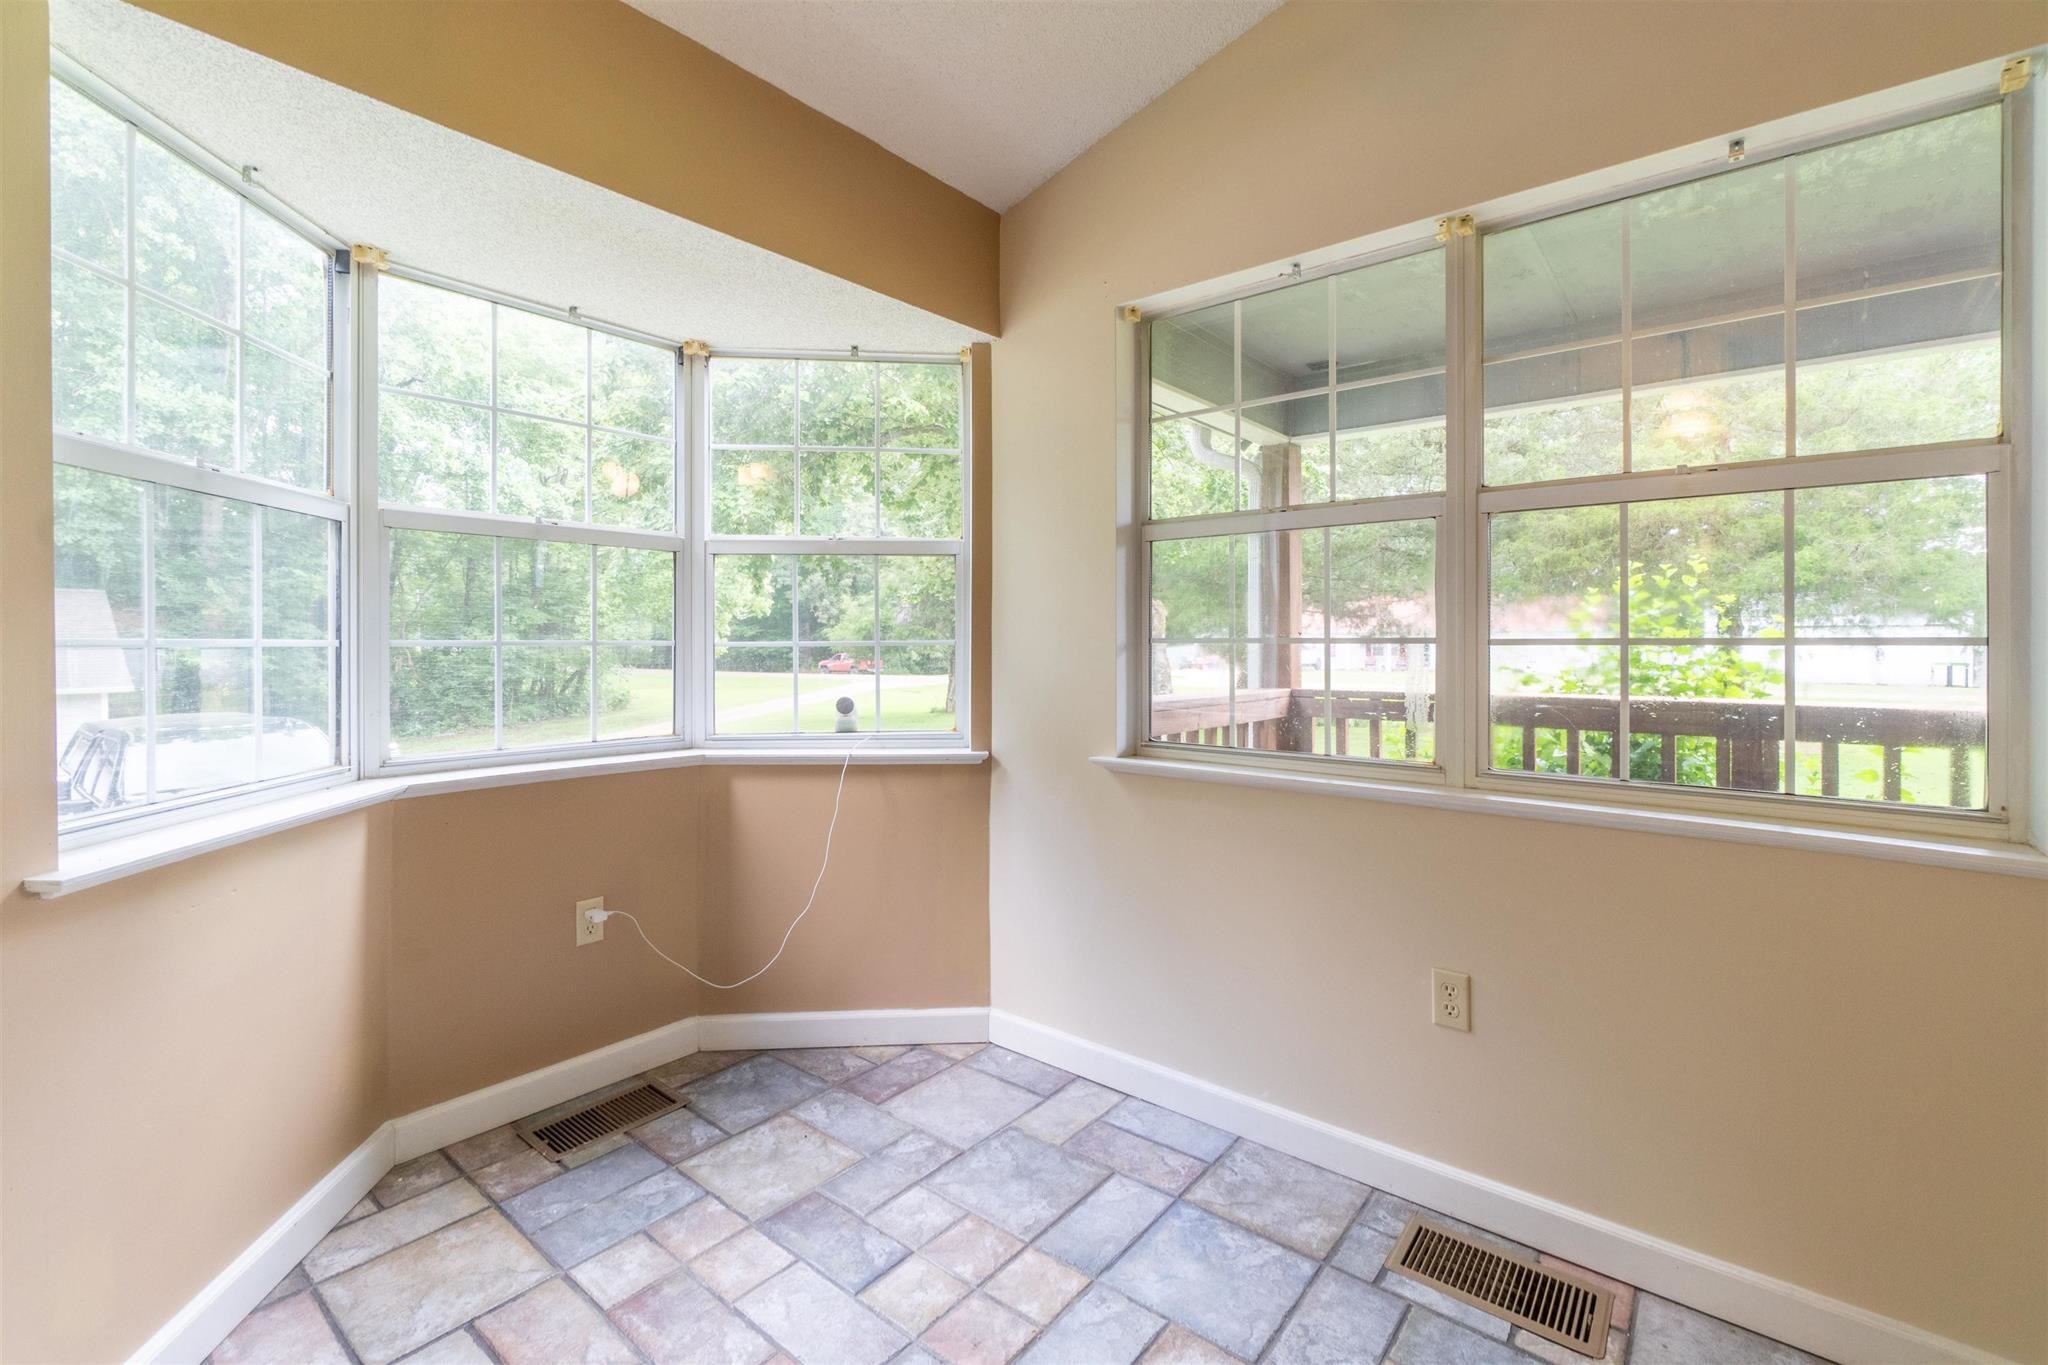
[1433,969,1471,1031]
[576,897,605,946]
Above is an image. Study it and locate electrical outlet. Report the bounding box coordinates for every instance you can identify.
[576,897,605,946]
[1433,969,1471,1031]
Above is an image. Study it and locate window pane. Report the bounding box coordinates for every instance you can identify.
[880,452,961,537]
[880,557,954,641]
[1485,203,1622,354]
[1327,521,1435,636]
[389,646,493,756]
[1232,641,1321,754]
[1149,409,1237,519]
[52,257,126,442]
[1241,277,1326,401]
[715,646,795,733]
[1629,645,1784,790]
[1629,162,1784,332]
[715,555,794,642]
[1149,642,1230,744]
[713,449,796,534]
[1795,107,2001,454]
[1149,534,1232,640]
[155,487,252,639]
[1630,316,1785,470]
[261,507,333,640]
[591,332,673,437]
[1335,379,1444,499]
[496,414,585,521]
[499,539,591,641]
[798,450,877,536]
[1334,249,1443,384]
[496,307,586,421]
[598,546,674,642]
[878,363,960,449]
[1793,644,1985,808]
[799,359,876,447]
[797,555,876,641]
[1793,477,1985,637]
[1331,642,1434,763]
[243,211,327,365]
[1490,644,1620,778]
[378,275,490,404]
[133,139,236,325]
[388,529,492,640]
[592,430,673,531]
[598,645,673,739]
[56,646,144,817]
[379,392,490,510]
[262,645,336,776]
[1626,491,1783,638]
[155,647,257,791]
[1482,345,1623,484]
[1489,505,1618,638]
[1241,396,1328,508]
[50,79,125,274]
[242,345,326,487]
[711,358,796,445]
[135,294,235,462]
[54,466,143,638]
[879,646,955,733]
[502,645,593,748]
[799,646,878,733]
[1150,300,1235,413]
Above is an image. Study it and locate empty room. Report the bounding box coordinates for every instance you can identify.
[2,1,2045,1363]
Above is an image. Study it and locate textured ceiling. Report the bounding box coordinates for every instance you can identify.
[623,0,1283,211]
[51,0,986,353]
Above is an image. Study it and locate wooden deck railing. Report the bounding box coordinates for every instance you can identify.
[1148,688,1984,802]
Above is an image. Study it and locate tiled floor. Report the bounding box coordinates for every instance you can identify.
[214,1044,1830,1365]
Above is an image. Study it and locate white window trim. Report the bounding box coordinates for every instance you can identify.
[1116,60,2040,852]
[50,62,357,842]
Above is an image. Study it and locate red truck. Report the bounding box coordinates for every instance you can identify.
[814,652,877,674]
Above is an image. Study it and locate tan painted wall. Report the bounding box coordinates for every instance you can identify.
[988,3,2048,1360]
[127,0,1000,336]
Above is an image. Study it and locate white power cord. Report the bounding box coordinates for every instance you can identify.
[585,735,873,990]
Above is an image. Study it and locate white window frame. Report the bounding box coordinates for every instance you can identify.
[51,58,356,846]
[695,347,974,752]
[1121,71,2036,846]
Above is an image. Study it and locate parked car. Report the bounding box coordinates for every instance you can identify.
[814,652,877,674]
[57,715,335,817]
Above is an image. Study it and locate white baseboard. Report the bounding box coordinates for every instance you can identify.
[142,1005,989,1363]
[699,1006,990,1051]
[128,1123,393,1365]
[392,1016,703,1162]
[988,1009,2011,1365]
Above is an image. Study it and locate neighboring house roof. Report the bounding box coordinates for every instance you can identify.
[54,589,137,696]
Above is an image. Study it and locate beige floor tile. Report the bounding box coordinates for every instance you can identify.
[393,1330,494,1365]
[1517,1326,1628,1364]
[1139,1324,1243,1363]
[1011,1080,1121,1146]
[645,1050,757,1091]
[777,1048,877,1083]
[928,1043,988,1060]
[470,1149,561,1203]
[372,1152,459,1207]
[849,1045,911,1064]
[859,1255,972,1334]
[692,1228,796,1301]
[920,1292,1036,1364]
[569,1233,679,1308]
[681,1115,860,1218]
[648,1196,747,1261]
[870,1187,967,1248]
[474,1278,637,1365]
[921,1217,1024,1285]
[446,1126,530,1174]
[611,1268,776,1365]
[317,1211,551,1365]
[984,1249,1086,1325]
[340,1197,379,1225]
[211,1291,350,1365]
[305,1180,487,1281]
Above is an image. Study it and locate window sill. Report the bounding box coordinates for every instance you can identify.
[1091,754,2048,881]
[23,746,989,899]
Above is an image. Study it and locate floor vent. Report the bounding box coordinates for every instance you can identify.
[1389,1216,1613,1358]
[515,1081,684,1161]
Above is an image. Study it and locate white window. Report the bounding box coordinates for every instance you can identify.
[706,355,968,740]
[50,73,345,830]
[1134,92,2028,835]
[362,271,683,766]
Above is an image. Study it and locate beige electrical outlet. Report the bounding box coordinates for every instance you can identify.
[1433,969,1471,1031]
[576,897,605,946]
